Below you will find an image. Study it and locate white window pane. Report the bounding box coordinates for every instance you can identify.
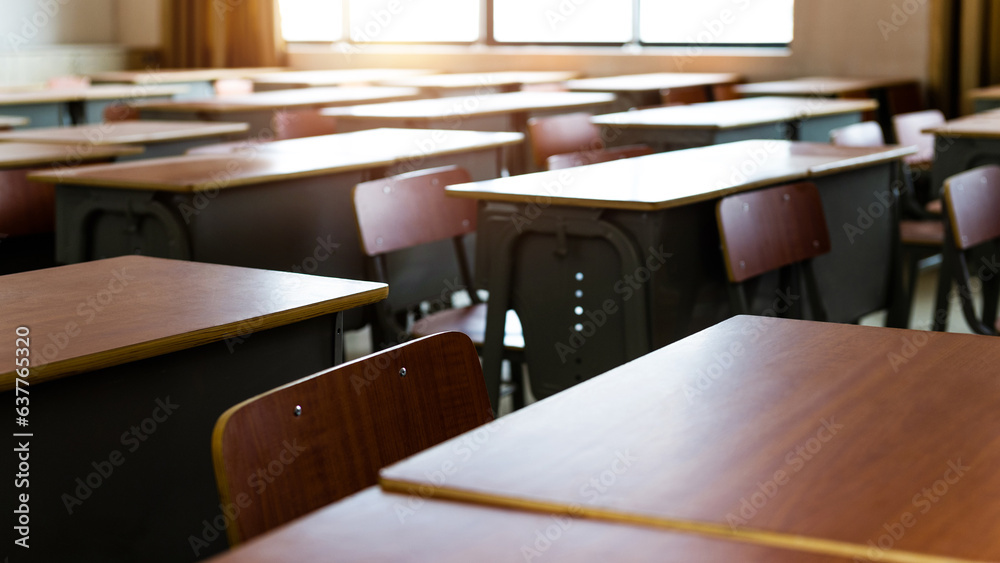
[279,0,344,42]
[639,0,794,44]
[350,0,480,43]
[494,0,633,44]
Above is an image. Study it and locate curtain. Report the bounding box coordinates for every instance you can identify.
[929,0,1000,116]
[162,0,286,68]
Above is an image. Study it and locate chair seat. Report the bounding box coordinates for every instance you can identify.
[900,220,944,246]
[413,304,524,350]
[925,199,942,215]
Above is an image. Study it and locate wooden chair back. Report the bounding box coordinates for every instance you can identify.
[546,144,653,170]
[711,83,741,101]
[212,331,493,545]
[893,109,944,163]
[103,103,141,122]
[717,182,831,283]
[829,121,885,147]
[214,78,254,97]
[272,108,338,140]
[353,166,477,256]
[944,165,1000,250]
[526,112,603,167]
[660,86,709,105]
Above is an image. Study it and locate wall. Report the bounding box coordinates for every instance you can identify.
[1,0,117,47]
[287,0,931,84]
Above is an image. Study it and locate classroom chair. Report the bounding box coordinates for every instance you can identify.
[716,182,831,320]
[103,103,141,122]
[271,108,338,140]
[46,75,91,89]
[830,121,944,327]
[546,144,653,170]
[711,82,742,101]
[212,331,493,545]
[352,165,527,409]
[932,165,1000,334]
[214,78,254,97]
[894,109,946,209]
[527,112,603,168]
[660,86,709,105]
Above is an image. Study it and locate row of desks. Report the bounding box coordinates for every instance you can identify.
[211,315,1000,562]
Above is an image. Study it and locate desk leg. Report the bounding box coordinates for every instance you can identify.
[333,312,344,365]
[66,100,86,125]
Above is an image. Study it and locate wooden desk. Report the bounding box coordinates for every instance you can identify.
[30,128,521,329]
[206,488,843,562]
[0,121,249,159]
[382,316,1000,562]
[379,70,581,96]
[592,97,877,150]
[735,76,922,143]
[138,86,419,137]
[1,256,385,562]
[0,115,29,130]
[0,84,189,127]
[324,91,615,173]
[252,68,437,91]
[968,85,1000,112]
[922,111,1000,205]
[566,72,741,110]
[91,67,287,99]
[445,140,914,408]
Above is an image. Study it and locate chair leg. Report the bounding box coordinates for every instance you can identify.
[510,358,526,411]
[931,247,954,332]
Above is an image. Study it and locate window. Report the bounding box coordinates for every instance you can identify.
[279,0,794,46]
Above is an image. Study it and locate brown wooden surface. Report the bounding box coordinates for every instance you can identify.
[381,316,1000,562]
[0,84,188,105]
[322,91,616,120]
[527,112,602,167]
[0,121,249,146]
[205,488,847,563]
[0,169,54,235]
[593,97,878,131]
[566,72,741,93]
[716,182,831,282]
[923,110,1000,139]
[546,145,653,170]
[0,115,28,128]
[89,67,286,84]
[661,85,711,105]
[353,166,476,256]
[445,141,915,211]
[0,142,142,168]
[830,121,886,146]
[31,128,521,192]
[900,220,945,246]
[137,86,419,113]
[252,68,436,88]
[0,256,387,390]
[380,70,580,90]
[212,332,493,545]
[736,76,919,96]
[943,164,1000,249]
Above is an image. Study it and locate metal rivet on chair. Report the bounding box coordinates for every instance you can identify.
[783,193,791,201]
[462,219,470,227]
[294,405,302,416]
[739,260,746,269]
[376,236,383,246]
[962,235,968,244]
[813,240,820,247]
[399,367,407,377]
[742,202,750,212]
[383,186,391,194]
[431,178,439,186]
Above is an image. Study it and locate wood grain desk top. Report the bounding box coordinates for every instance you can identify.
[445,140,914,211]
[382,317,1000,562]
[736,76,918,96]
[29,128,521,192]
[321,91,616,120]
[90,67,287,84]
[0,121,249,146]
[0,116,29,128]
[252,68,437,87]
[923,112,1000,139]
[0,256,386,390]
[137,86,419,113]
[592,97,877,130]
[206,488,843,563]
[380,70,581,89]
[566,72,741,93]
[0,142,143,169]
[0,84,189,106]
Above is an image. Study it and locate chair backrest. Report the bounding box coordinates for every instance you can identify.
[214,78,254,97]
[103,103,141,122]
[943,165,1000,250]
[353,166,477,256]
[660,86,709,105]
[717,182,831,283]
[526,112,603,167]
[711,83,741,101]
[829,121,885,147]
[46,75,90,89]
[546,144,653,170]
[893,109,944,163]
[272,108,338,140]
[212,331,493,545]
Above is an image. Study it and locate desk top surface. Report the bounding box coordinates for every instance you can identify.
[206,488,842,563]
[382,317,1000,562]
[0,256,386,390]
[592,96,878,130]
[923,111,1000,138]
[0,84,189,106]
[0,142,143,169]
[565,72,741,92]
[322,91,616,120]
[0,115,29,128]
[0,121,249,146]
[380,70,581,89]
[30,128,521,191]
[137,86,419,113]
[89,67,287,84]
[736,76,918,96]
[445,140,914,211]
[252,68,437,87]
